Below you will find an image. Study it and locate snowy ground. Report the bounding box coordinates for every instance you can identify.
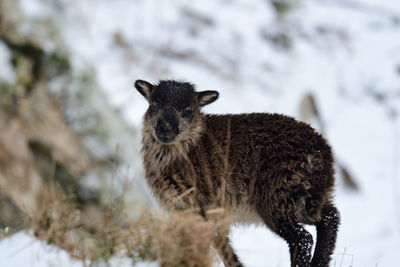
[0,232,157,267]
[0,232,83,267]
[2,0,400,266]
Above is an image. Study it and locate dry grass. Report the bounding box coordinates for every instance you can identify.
[26,181,222,267]
[154,213,215,267]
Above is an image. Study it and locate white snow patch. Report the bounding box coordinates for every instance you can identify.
[0,232,83,267]
[0,41,16,84]
[0,232,158,267]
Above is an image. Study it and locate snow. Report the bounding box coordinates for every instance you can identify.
[2,0,400,266]
[0,232,83,267]
[0,232,158,267]
[0,41,16,84]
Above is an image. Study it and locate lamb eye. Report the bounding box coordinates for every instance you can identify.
[182,108,193,118]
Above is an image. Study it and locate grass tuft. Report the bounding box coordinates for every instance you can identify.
[28,182,220,266]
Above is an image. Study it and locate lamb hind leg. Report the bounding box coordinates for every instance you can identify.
[311,203,340,267]
[260,211,313,267]
[278,217,313,267]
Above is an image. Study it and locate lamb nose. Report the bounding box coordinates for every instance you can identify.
[156,120,168,133]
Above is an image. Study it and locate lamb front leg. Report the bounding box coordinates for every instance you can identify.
[214,230,243,267]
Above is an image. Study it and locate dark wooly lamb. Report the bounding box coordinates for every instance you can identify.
[135,79,340,267]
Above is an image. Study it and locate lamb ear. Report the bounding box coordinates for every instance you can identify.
[135,80,155,100]
[197,90,219,107]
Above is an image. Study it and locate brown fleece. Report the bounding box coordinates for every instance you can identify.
[136,79,340,267]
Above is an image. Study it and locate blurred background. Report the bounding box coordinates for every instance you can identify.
[0,0,399,266]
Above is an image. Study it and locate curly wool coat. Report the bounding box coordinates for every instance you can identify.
[137,80,340,267]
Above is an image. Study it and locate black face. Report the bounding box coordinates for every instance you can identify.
[151,81,196,109]
[150,81,196,143]
[154,108,179,143]
[135,79,219,144]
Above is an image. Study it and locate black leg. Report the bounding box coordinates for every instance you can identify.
[277,217,313,267]
[311,203,340,267]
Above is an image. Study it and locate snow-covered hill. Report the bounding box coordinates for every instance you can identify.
[1,0,400,266]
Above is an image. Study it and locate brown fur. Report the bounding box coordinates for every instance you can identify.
[136,80,340,267]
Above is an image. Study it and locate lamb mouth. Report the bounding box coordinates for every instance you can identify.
[155,132,177,144]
